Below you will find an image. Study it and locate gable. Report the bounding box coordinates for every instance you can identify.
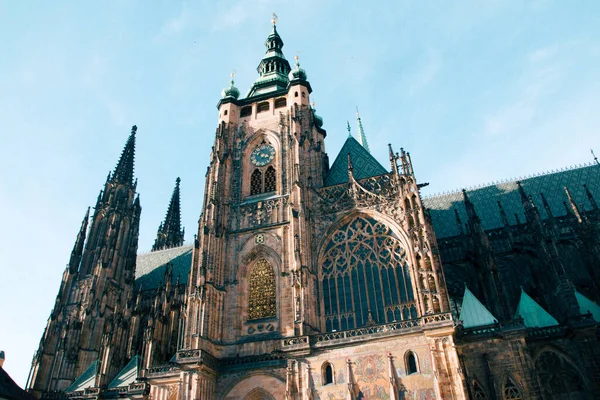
[324,136,388,186]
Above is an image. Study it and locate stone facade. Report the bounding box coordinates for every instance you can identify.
[27,21,600,400]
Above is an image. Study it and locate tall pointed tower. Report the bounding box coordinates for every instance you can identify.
[28,126,142,397]
[152,177,184,251]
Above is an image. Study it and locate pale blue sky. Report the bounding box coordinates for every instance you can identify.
[1,0,599,386]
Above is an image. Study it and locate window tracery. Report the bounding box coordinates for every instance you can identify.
[248,259,276,320]
[472,380,487,400]
[320,216,417,332]
[250,169,262,195]
[535,351,588,397]
[502,376,522,400]
[264,166,276,192]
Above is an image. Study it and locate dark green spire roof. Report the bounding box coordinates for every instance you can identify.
[245,23,292,98]
[324,136,388,186]
[111,125,137,185]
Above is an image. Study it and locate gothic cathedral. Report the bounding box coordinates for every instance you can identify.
[27,20,600,400]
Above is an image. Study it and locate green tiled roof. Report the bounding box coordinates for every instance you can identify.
[459,287,498,328]
[324,136,388,186]
[108,356,138,389]
[423,163,600,239]
[135,245,193,290]
[575,291,600,322]
[65,360,98,392]
[515,289,558,328]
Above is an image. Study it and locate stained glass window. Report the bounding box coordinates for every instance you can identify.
[250,169,262,195]
[248,259,276,320]
[264,166,276,192]
[320,216,416,331]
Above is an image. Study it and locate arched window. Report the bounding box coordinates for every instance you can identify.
[248,259,276,320]
[274,98,287,108]
[240,106,252,117]
[472,380,487,400]
[294,91,298,97]
[320,216,416,332]
[405,351,418,375]
[257,102,270,113]
[535,351,588,398]
[224,110,228,116]
[264,166,276,192]
[250,169,262,195]
[502,376,522,400]
[322,362,334,385]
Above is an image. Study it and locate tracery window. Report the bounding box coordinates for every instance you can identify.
[502,376,522,400]
[472,380,487,400]
[264,166,276,192]
[535,351,588,398]
[320,216,417,332]
[248,259,276,320]
[250,169,262,195]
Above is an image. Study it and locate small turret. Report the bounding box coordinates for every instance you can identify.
[69,207,90,273]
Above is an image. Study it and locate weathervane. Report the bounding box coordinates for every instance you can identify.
[272,13,278,25]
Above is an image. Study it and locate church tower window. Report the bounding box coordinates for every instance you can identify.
[502,376,522,399]
[264,166,276,192]
[320,216,417,332]
[240,106,252,117]
[274,97,287,108]
[248,259,276,320]
[257,101,270,113]
[250,169,263,195]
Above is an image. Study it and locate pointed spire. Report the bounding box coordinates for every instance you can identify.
[112,125,137,186]
[346,153,355,181]
[347,121,352,137]
[540,192,554,219]
[355,107,370,153]
[497,200,510,227]
[564,186,583,222]
[152,178,185,252]
[388,144,399,175]
[583,184,598,210]
[462,189,480,224]
[69,207,90,273]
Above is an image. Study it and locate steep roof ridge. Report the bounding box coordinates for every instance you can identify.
[423,161,597,199]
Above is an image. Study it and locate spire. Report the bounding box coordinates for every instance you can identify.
[112,125,137,186]
[246,16,292,98]
[462,189,480,225]
[347,121,352,137]
[497,200,510,227]
[583,184,598,210]
[69,207,90,273]
[355,107,371,153]
[152,178,185,252]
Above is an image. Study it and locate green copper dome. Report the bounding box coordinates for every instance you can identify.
[221,74,240,99]
[288,56,307,82]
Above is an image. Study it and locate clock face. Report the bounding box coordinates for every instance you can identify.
[250,143,276,166]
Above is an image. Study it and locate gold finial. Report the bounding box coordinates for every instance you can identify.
[231,71,235,79]
[272,13,278,25]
